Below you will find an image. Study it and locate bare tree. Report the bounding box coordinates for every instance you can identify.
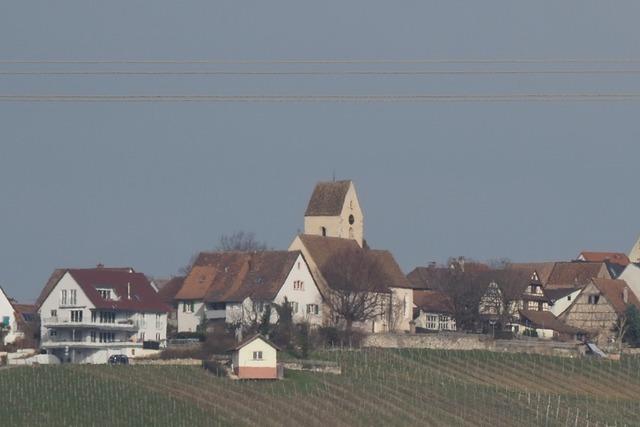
[217,231,268,252]
[178,231,269,275]
[440,270,486,331]
[322,248,391,334]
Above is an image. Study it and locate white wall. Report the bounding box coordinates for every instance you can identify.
[390,287,413,332]
[237,338,277,368]
[273,254,324,326]
[177,301,205,333]
[549,289,582,317]
[618,264,640,303]
[0,289,19,345]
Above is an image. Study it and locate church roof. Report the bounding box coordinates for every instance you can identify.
[304,180,352,216]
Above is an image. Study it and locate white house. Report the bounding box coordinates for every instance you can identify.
[230,334,280,379]
[37,267,170,364]
[0,287,37,346]
[412,290,456,332]
[175,251,323,333]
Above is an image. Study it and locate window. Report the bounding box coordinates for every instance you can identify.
[90,331,96,342]
[156,333,161,341]
[183,302,194,313]
[99,332,115,343]
[70,290,77,305]
[61,290,67,305]
[321,226,327,237]
[70,310,83,323]
[97,289,111,300]
[252,351,263,360]
[349,227,354,239]
[567,295,572,301]
[293,280,304,291]
[50,330,57,337]
[99,311,116,323]
[297,262,301,270]
[588,294,600,305]
[91,311,97,323]
[306,304,319,315]
[1,316,8,327]
[156,314,162,329]
[348,214,355,225]
[426,315,438,330]
[50,310,57,318]
[140,332,145,342]
[290,302,299,314]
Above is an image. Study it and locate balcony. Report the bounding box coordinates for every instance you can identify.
[205,309,226,320]
[43,317,139,331]
[41,339,143,349]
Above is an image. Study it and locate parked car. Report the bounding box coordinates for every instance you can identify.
[107,354,129,365]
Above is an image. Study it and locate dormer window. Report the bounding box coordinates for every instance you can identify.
[97,289,112,300]
[588,294,600,305]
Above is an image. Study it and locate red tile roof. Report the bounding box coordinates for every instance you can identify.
[579,252,630,266]
[38,268,170,313]
[519,310,584,334]
[156,276,185,305]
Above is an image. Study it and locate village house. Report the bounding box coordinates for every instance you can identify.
[289,180,413,333]
[0,287,38,346]
[154,276,185,335]
[229,334,281,379]
[36,266,170,364]
[174,251,323,333]
[517,310,584,341]
[412,290,456,332]
[559,278,640,347]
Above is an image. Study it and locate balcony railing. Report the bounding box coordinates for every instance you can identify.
[43,317,139,331]
[205,309,226,320]
[41,339,143,349]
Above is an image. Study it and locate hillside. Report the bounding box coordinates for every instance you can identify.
[1,349,639,426]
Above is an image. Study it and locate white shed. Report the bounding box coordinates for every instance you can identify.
[230,334,280,380]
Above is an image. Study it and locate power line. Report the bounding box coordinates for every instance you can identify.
[3,69,640,76]
[2,93,640,102]
[2,58,640,65]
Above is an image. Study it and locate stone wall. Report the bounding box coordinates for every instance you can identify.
[363,333,583,357]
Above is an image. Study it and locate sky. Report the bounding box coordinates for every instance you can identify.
[1,1,640,302]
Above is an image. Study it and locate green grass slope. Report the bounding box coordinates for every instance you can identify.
[1,349,639,426]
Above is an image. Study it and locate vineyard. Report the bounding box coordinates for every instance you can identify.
[1,349,639,426]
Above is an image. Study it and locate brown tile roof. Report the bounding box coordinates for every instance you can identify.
[508,262,556,285]
[176,251,301,303]
[545,287,580,302]
[413,290,454,314]
[591,278,640,315]
[477,269,538,301]
[406,267,452,291]
[579,252,630,266]
[519,310,584,334]
[297,234,408,291]
[156,276,185,305]
[304,180,351,216]
[546,262,608,289]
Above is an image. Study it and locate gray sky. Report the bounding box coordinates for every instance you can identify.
[2,1,640,301]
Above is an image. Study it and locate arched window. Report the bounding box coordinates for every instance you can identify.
[321,226,327,237]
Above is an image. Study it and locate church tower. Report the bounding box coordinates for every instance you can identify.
[303,180,364,246]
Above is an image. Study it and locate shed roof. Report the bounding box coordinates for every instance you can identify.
[304,180,351,216]
[519,310,584,334]
[229,334,281,352]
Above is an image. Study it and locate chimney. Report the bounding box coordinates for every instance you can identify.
[623,287,629,304]
[127,282,131,300]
